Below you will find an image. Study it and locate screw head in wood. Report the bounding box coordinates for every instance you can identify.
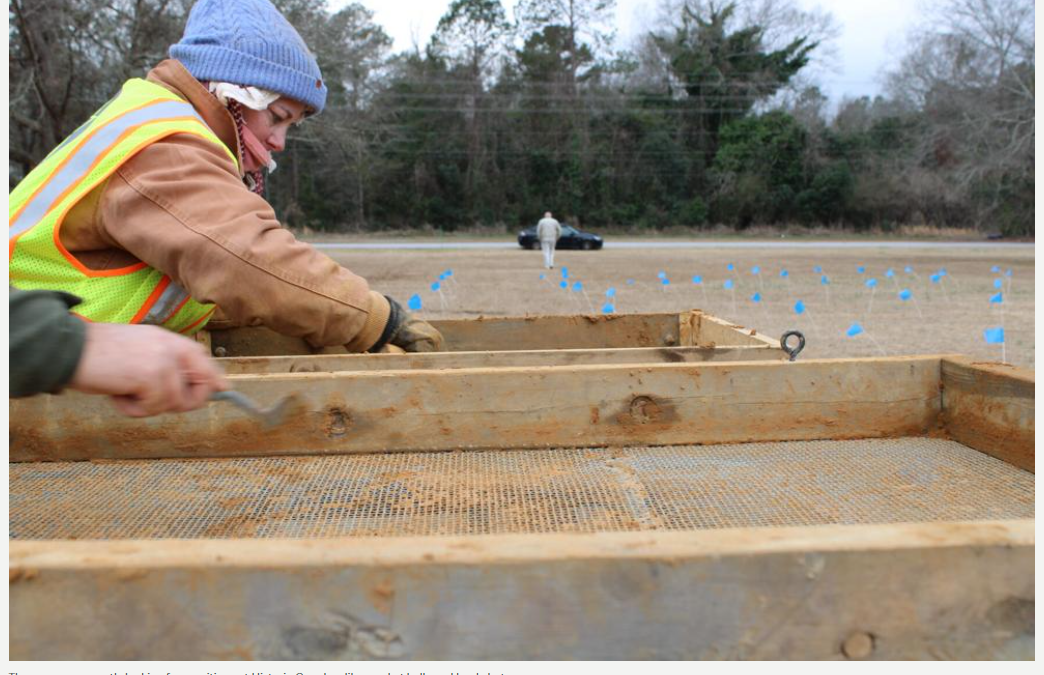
[841,631,874,659]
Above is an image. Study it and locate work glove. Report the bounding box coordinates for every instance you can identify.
[372,296,445,353]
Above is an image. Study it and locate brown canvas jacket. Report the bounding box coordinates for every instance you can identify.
[58,59,389,351]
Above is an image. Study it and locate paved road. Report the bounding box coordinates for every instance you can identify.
[311,240,1032,251]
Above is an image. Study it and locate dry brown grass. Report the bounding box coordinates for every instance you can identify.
[296,223,989,241]
[326,244,1035,368]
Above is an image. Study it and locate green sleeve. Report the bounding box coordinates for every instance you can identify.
[9,287,88,397]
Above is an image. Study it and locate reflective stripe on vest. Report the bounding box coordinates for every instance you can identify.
[8,78,237,334]
[139,276,192,325]
[10,100,202,239]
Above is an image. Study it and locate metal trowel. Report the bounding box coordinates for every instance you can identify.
[210,390,301,430]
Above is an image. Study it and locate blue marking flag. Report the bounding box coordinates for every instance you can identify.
[899,289,912,301]
[661,278,670,286]
[820,275,830,285]
[813,265,823,274]
[431,281,441,291]
[994,278,1003,289]
[691,275,703,285]
[991,265,1000,273]
[407,294,422,311]
[438,273,446,281]
[865,278,878,288]
[930,274,941,284]
[727,263,735,271]
[723,279,734,290]
[751,265,760,275]
[572,281,583,292]
[857,266,866,274]
[938,268,947,277]
[1005,269,1013,277]
[444,269,454,277]
[539,273,546,280]
[657,270,667,279]
[846,323,864,337]
[606,287,616,298]
[750,293,762,303]
[984,327,1005,344]
[794,300,806,315]
[560,281,568,289]
[904,265,914,274]
[561,267,569,279]
[885,268,895,278]
[602,303,615,314]
[990,292,1003,304]
[626,278,636,286]
[780,269,789,278]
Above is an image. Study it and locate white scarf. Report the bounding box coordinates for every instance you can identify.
[208,82,280,172]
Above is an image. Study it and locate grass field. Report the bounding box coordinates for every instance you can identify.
[325,243,1035,369]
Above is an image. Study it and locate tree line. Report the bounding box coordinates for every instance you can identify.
[9,0,1035,235]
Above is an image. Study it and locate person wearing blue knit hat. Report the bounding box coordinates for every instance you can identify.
[171,0,328,115]
[10,0,444,367]
[170,0,328,195]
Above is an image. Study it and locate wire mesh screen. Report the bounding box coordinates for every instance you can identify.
[9,438,1033,540]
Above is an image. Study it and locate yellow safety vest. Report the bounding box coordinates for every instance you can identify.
[9,78,238,334]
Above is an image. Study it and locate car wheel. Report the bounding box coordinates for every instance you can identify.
[582,241,593,251]
[530,241,541,250]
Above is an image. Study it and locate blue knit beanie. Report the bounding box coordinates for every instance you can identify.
[170,0,327,114]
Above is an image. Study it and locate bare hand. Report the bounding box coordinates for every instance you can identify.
[70,323,228,417]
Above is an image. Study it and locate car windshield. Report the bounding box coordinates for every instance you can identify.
[562,226,578,235]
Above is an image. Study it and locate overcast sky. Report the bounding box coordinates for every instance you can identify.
[330,0,924,104]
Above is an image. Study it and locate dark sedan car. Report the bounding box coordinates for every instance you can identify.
[518,225,604,250]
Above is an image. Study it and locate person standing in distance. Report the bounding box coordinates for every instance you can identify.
[536,212,562,269]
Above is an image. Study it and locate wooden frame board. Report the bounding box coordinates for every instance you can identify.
[219,344,787,375]
[8,359,1034,660]
[206,310,781,357]
[941,357,1035,472]
[10,356,943,462]
[8,520,1033,660]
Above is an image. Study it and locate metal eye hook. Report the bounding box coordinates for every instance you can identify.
[781,330,806,362]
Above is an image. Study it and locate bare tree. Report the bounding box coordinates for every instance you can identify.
[9,0,188,182]
[886,0,1034,231]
